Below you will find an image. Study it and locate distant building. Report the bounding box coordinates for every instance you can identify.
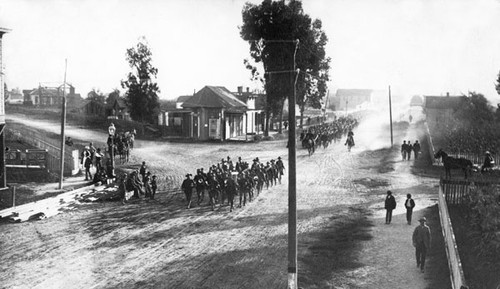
[334,89,373,111]
[424,93,465,124]
[232,86,265,135]
[107,97,130,120]
[5,88,23,104]
[158,86,267,141]
[23,84,83,107]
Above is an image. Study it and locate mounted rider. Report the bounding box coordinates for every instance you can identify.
[481,151,495,173]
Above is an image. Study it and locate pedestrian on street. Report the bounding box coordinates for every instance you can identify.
[406,140,413,161]
[405,194,416,225]
[95,148,103,170]
[412,217,431,273]
[151,175,157,200]
[84,156,92,181]
[401,141,408,160]
[384,190,397,224]
[140,161,147,182]
[413,140,421,160]
[181,173,195,209]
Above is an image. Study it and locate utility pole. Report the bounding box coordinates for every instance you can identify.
[58,59,67,189]
[389,85,393,147]
[288,39,299,289]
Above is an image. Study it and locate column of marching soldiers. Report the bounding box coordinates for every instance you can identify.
[117,116,359,212]
[181,156,286,212]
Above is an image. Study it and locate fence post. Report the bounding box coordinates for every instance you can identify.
[11,186,15,207]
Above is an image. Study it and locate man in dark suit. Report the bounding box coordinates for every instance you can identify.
[384,190,397,224]
[405,193,416,225]
[413,217,431,273]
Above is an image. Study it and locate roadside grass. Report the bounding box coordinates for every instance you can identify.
[298,205,374,288]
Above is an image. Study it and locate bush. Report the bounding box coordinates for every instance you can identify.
[464,185,500,258]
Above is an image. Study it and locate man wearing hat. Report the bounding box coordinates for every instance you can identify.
[384,190,397,224]
[481,151,494,173]
[412,216,431,273]
[181,173,195,209]
[276,157,285,184]
[413,140,421,159]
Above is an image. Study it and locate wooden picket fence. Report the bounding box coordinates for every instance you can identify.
[438,181,469,289]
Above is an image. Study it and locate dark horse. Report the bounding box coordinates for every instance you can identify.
[434,149,473,179]
[302,134,317,156]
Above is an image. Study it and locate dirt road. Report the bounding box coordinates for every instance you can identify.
[0,115,450,288]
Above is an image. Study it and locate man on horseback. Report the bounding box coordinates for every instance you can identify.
[345,131,354,152]
[481,151,494,173]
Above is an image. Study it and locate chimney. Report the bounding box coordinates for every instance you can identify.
[69,85,75,96]
[446,92,449,97]
[246,87,250,93]
[237,86,243,94]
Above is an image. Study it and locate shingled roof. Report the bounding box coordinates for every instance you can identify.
[182,86,247,110]
[424,95,465,109]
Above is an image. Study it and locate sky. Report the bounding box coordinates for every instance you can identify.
[1,0,500,103]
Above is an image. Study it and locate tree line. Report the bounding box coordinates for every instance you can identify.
[87,0,330,134]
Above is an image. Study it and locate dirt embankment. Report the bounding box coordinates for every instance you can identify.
[0,116,450,289]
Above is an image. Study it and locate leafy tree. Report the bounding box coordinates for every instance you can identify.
[240,0,330,133]
[106,89,120,105]
[87,89,105,103]
[454,92,494,127]
[121,37,160,124]
[496,70,500,96]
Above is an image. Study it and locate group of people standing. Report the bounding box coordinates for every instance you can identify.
[80,142,108,182]
[401,140,421,161]
[118,161,158,202]
[384,190,431,273]
[181,155,285,211]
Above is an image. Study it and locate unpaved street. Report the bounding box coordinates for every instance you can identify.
[0,114,448,288]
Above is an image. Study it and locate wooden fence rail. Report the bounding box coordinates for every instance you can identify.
[438,181,469,289]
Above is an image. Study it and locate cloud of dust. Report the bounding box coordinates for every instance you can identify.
[353,92,416,151]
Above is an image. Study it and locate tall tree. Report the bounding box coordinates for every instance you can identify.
[87,88,105,103]
[496,70,500,96]
[240,0,330,133]
[121,37,160,124]
[106,88,120,105]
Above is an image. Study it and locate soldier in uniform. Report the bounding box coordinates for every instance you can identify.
[276,156,285,184]
[181,174,195,209]
[194,169,207,205]
[151,175,157,200]
[224,172,238,212]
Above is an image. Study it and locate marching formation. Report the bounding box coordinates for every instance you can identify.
[181,156,285,212]
[300,116,359,155]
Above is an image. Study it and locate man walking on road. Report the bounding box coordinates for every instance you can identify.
[401,141,408,160]
[384,190,397,224]
[405,194,416,225]
[412,217,431,273]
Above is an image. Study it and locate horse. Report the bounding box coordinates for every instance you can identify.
[345,135,355,152]
[303,137,315,156]
[434,149,473,179]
